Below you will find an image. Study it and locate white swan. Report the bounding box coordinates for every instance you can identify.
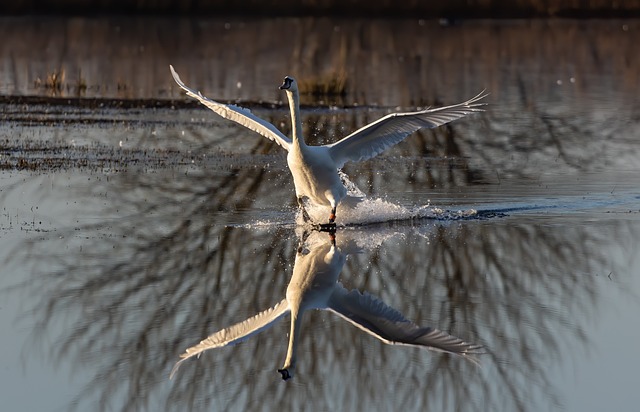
[170,66,486,225]
[170,231,483,381]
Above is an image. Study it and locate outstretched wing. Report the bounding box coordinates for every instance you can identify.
[170,65,292,151]
[328,284,483,359]
[170,299,290,378]
[327,91,487,168]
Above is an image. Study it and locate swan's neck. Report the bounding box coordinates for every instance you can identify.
[286,90,305,147]
[282,303,304,372]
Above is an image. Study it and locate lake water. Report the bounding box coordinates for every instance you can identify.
[1,17,639,412]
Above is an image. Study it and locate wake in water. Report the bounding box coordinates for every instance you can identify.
[231,165,638,232]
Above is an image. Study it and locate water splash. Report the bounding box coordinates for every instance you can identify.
[299,196,482,227]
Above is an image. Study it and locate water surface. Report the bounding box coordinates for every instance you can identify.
[1,17,640,412]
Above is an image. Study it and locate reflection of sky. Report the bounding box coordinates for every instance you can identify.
[560,249,640,412]
[2,100,640,412]
[5,199,640,412]
[0,175,105,411]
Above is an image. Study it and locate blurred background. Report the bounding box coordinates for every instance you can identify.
[0,1,639,104]
[2,0,640,17]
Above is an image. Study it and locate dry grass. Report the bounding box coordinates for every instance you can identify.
[34,69,65,93]
[33,69,90,96]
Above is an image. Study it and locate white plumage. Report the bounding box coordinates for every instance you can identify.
[170,66,486,225]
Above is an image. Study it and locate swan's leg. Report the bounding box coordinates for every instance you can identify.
[318,204,337,231]
[329,206,336,223]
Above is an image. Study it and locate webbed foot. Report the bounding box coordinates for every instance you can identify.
[318,222,337,232]
[328,206,337,223]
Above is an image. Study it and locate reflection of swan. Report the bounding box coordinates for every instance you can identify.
[170,231,483,381]
[170,66,486,225]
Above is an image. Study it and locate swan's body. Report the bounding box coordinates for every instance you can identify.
[170,66,486,224]
[170,231,483,381]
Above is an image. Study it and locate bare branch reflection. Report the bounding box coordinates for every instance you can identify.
[4,63,638,411]
[169,229,483,382]
[10,137,632,411]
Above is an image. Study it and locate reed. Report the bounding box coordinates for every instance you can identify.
[33,69,65,93]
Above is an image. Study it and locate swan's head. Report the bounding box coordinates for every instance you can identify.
[279,76,298,92]
[277,366,295,381]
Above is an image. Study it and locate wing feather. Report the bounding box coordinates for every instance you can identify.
[328,285,483,358]
[170,299,289,378]
[170,65,291,151]
[327,91,488,168]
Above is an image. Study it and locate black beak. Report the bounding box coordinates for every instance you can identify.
[279,77,292,90]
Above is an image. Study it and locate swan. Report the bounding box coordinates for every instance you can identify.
[169,231,483,381]
[170,65,486,226]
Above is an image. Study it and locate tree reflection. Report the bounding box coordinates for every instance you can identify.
[10,136,631,411]
[169,229,483,382]
[4,85,637,411]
